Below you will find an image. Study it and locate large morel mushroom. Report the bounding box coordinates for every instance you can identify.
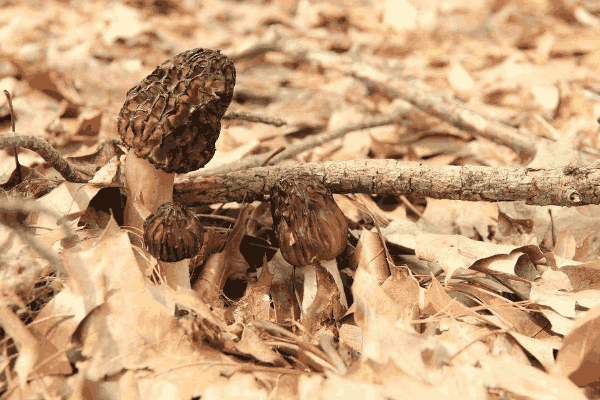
[118,48,236,232]
[270,178,348,268]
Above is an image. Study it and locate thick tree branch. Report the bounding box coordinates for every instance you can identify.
[174,159,599,207]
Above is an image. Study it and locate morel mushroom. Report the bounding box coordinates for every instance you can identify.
[143,202,204,289]
[270,178,348,267]
[118,48,236,232]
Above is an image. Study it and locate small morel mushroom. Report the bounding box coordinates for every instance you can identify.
[270,178,348,268]
[143,201,204,289]
[118,48,236,232]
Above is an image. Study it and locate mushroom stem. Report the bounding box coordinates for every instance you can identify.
[123,149,174,233]
[162,260,192,290]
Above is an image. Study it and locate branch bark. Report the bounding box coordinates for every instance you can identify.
[174,159,599,207]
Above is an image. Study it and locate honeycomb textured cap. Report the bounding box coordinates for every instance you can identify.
[118,48,236,173]
[270,177,348,267]
[143,202,204,262]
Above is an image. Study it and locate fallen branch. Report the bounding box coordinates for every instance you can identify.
[229,26,550,157]
[222,111,286,127]
[0,134,91,183]
[174,159,598,207]
[0,134,123,183]
[274,26,538,156]
[2,133,596,208]
[352,74,538,156]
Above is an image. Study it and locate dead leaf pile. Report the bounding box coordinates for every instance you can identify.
[2,0,600,399]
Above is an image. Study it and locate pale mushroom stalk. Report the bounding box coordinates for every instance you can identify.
[123,150,174,233]
[161,259,192,290]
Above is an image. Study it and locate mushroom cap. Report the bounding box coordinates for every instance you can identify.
[143,202,204,262]
[118,48,236,174]
[270,178,348,267]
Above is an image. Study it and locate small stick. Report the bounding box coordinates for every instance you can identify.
[262,26,539,156]
[223,111,286,127]
[0,134,88,183]
[187,107,409,178]
[2,132,596,208]
[266,110,410,166]
[3,90,15,132]
[0,134,124,183]
[3,90,21,183]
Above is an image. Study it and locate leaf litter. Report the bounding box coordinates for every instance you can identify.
[2,0,600,399]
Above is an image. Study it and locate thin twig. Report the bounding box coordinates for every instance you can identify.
[235,27,600,159]
[0,134,124,183]
[186,107,409,178]
[223,111,287,127]
[185,146,285,178]
[3,91,15,132]
[261,147,285,166]
[244,26,538,157]
[0,134,89,183]
[354,74,537,156]
[265,111,408,166]
[3,91,21,184]
[254,319,334,369]
[444,329,509,366]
